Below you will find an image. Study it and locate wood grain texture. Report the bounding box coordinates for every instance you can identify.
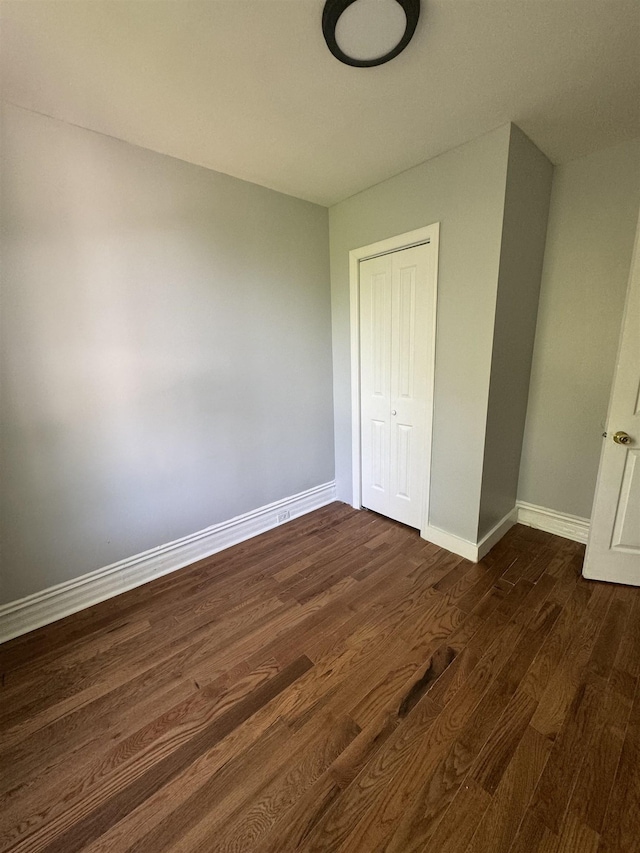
[1,503,638,852]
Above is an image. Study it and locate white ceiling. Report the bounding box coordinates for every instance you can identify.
[1,0,639,206]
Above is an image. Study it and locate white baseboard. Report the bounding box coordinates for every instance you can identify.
[421,525,479,562]
[422,507,517,563]
[477,508,518,560]
[423,502,589,563]
[516,500,590,544]
[0,481,336,644]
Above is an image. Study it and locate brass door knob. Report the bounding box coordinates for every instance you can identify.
[613,431,632,445]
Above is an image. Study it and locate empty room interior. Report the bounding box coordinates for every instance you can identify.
[1,1,640,851]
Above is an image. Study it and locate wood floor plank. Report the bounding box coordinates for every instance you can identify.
[81,685,323,852]
[1,506,639,853]
[568,676,633,834]
[420,778,491,853]
[470,688,538,794]
[529,675,606,834]
[259,770,342,852]
[587,588,633,679]
[0,676,198,841]
[597,679,640,853]
[125,718,296,853]
[466,726,552,853]
[302,696,445,852]
[506,810,551,853]
[325,634,524,852]
[554,813,600,853]
[518,581,593,703]
[173,714,360,853]
[379,601,559,852]
[614,590,640,680]
[530,583,614,740]
[20,657,313,853]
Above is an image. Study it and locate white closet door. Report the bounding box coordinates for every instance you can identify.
[360,243,430,529]
[360,253,393,518]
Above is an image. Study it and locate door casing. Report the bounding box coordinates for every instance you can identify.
[349,223,439,537]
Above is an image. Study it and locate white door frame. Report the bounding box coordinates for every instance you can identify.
[349,223,439,536]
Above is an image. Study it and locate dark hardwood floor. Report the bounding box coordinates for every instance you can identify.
[1,502,639,852]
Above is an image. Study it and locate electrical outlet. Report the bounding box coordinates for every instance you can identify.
[277,510,290,524]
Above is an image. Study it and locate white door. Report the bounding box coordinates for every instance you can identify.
[583,212,640,585]
[359,243,432,529]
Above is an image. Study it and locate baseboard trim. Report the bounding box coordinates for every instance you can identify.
[0,481,337,644]
[421,499,590,563]
[421,525,479,562]
[422,507,517,563]
[516,500,590,544]
[477,508,518,561]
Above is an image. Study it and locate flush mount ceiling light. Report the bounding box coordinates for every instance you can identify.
[322,0,420,67]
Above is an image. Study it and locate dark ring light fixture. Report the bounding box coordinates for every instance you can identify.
[322,0,420,67]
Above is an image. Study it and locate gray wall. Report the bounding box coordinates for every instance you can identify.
[518,138,640,519]
[329,125,511,543]
[0,104,334,604]
[479,126,553,537]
